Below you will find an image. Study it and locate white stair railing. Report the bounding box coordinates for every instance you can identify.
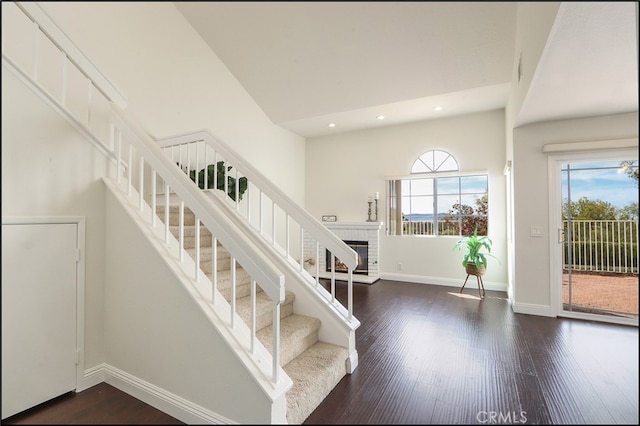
[2,1,126,164]
[2,0,290,394]
[110,106,287,387]
[156,131,359,321]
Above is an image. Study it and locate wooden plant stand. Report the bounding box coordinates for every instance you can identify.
[459,263,486,298]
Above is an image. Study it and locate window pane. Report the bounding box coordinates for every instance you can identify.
[404,195,434,235]
[439,156,459,171]
[460,175,488,194]
[410,196,434,215]
[422,151,435,170]
[401,195,412,216]
[437,194,460,235]
[437,194,459,215]
[437,176,459,194]
[411,159,430,173]
[410,178,433,195]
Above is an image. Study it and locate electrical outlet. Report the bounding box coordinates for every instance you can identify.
[397,263,402,271]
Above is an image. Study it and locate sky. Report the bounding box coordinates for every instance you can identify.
[562,160,638,209]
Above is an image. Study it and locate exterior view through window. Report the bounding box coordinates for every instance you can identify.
[387,150,488,236]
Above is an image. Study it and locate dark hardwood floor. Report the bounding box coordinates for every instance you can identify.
[3,279,638,424]
[1,381,184,425]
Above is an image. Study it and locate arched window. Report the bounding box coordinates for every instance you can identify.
[411,149,458,173]
[387,150,488,236]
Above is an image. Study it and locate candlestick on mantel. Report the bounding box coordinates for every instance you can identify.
[374,198,378,221]
[375,192,380,200]
[367,199,373,221]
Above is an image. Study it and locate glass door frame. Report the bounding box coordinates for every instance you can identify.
[548,147,638,326]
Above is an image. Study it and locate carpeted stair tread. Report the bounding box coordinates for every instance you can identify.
[235,290,295,331]
[184,244,229,257]
[155,205,198,225]
[215,268,254,300]
[185,246,231,273]
[169,224,213,238]
[284,342,349,424]
[185,245,230,262]
[257,314,321,367]
[182,235,213,250]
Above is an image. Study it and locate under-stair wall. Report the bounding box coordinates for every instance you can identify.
[103,184,282,424]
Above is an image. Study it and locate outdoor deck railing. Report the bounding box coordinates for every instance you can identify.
[564,220,638,274]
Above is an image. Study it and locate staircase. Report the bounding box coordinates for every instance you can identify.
[158,202,349,424]
[3,3,359,421]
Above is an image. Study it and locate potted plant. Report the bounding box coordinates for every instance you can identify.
[179,161,248,202]
[452,227,499,276]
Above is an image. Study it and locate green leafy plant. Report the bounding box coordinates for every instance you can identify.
[452,227,499,269]
[180,161,248,202]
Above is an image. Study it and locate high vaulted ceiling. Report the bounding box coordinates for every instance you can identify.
[175,2,638,138]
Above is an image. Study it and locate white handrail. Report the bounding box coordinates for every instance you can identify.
[13,2,127,108]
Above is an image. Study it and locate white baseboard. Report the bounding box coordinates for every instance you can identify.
[381,272,508,292]
[511,302,555,317]
[79,364,231,425]
[77,363,106,392]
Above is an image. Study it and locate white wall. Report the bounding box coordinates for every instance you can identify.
[511,112,638,313]
[508,2,560,127]
[2,70,109,369]
[104,189,275,423]
[39,2,306,205]
[305,109,508,290]
[504,2,560,302]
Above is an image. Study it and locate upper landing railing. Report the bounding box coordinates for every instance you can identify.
[2,1,127,161]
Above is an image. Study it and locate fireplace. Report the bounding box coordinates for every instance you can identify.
[304,221,382,284]
[326,240,368,275]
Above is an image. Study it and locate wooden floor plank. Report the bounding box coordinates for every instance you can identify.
[305,279,638,425]
[3,279,637,425]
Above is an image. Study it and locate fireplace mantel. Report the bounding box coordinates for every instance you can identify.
[323,222,383,231]
[304,221,383,284]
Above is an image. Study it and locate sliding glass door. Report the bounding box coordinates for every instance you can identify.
[557,154,638,323]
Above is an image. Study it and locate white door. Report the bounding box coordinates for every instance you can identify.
[1,222,79,419]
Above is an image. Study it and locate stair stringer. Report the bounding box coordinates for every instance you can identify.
[204,189,362,373]
[103,177,292,424]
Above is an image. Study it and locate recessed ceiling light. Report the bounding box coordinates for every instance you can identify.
[376,115,385,120]
[328,123,336,127]
[434,106,443,111]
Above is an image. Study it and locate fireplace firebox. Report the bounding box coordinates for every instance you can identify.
[326,240,368,274]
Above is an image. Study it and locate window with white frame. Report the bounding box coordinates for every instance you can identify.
[387,150,489,236]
